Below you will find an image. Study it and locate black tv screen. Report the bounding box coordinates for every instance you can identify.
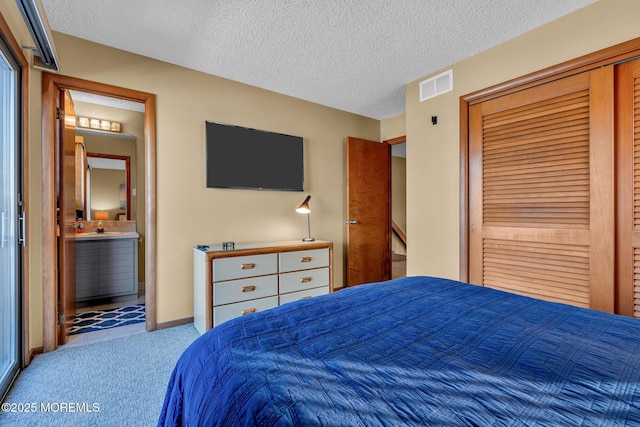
[205,121,304,191]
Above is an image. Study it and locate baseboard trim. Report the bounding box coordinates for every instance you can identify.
[156,317,194,330]
[27,346,44,365]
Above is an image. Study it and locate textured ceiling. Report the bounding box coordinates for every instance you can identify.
[70,90,145,112]
[41,0,596,119]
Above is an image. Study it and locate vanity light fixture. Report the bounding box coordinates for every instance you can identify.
[77,117,90,128]
[77,116,122,133]
[296,195,315,242]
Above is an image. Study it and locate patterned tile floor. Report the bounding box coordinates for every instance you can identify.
[70,304,145,336]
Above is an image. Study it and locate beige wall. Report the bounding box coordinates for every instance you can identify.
[55,31,379,330]
[380,113,405,141]
[405,0,640,280]
[0,1,379,349]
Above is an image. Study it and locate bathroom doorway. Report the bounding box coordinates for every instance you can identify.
[67,90,147,345]
[41,73,156,352]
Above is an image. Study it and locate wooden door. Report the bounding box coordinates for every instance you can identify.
[58,90,76,343]
[346,137,391,286]
[469,68,614,312]
[615,58,640,318]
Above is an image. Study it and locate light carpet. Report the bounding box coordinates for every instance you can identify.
[0,324,200,427]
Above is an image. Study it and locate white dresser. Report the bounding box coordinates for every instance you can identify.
[193,241,333,334]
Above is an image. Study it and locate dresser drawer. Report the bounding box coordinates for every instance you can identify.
[213,275,278,306]
[279,248,329,273]
[279,285,329,305]
[213,296,278,327]
[280,267,329,294]
[213,253,277,281]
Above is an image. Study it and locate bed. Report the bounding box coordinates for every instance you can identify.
[158,276,640,426]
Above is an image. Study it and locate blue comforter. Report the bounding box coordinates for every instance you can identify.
[159,276,640,426]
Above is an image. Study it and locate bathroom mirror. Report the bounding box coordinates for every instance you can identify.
[85,153,130,220]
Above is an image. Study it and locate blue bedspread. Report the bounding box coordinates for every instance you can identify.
[159,276,640,426]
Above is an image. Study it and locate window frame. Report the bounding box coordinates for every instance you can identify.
[0,11,30,371]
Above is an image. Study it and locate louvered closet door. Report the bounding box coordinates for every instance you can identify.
[616,58,640,318]
[469,67,614,312]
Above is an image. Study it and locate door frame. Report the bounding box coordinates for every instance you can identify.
[371,135,406,281]
[42,73,156,352]
[386,135,407,271]
[459,37,640,315]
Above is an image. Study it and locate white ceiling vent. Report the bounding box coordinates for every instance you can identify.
[419,70,453,102]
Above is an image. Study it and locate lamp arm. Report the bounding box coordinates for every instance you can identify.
[303,212,315,242]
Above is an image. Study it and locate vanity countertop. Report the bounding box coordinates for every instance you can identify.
[76,231,139,241]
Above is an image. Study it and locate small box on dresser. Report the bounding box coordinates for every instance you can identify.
[194,240,333,334]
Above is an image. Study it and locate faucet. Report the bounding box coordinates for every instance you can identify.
[96,220,105,233]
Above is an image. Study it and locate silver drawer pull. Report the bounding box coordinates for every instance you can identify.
[300,276,312,283]
[300,257,312,263]
[241,263,255,270]
[242,308,256,316]
[242,285,256,292]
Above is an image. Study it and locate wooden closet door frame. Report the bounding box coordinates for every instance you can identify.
[460,37,640,314]
[615,58,640,317]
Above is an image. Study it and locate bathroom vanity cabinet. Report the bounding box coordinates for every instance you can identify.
[76,235,139,302]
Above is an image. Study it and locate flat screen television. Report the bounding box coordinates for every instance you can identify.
[205,121,304,191]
